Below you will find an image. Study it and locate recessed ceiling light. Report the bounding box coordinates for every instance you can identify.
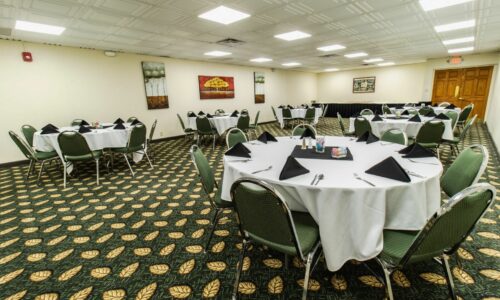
[344,52,368,58]
[435,19,475,33]
[15,20,65,35]
[324,68,339,72]
[448,46,474,53]
[363,58,384,63]
[419,0,473,11]
[198,5,250,25]
[282,62,301,67]
[250,57,272,63]
[274,31,311,41]
[378,62,395,66]
[317,44,345,52]
[442,36,475,45]
[204,51,231,57]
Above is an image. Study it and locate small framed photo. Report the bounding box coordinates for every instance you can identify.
[353,77,376,93]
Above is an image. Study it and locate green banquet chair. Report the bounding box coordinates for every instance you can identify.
[282,108,294,128]
[146,119,157,163]
[456,104,474,131]
[226,128,247,149]
[442,115,477,156]
[21,124,37,147]
[354,117,372,137]
[292,124,316,137]
[214,109,225,115]
[9,130,58,184]
[190,145,233,252]
[110,123,153,177]
[303,107,316,125]
[415,120,445,158]
[241,109,249,115]
[127,116,138,123]
[58,131,103,188]
[271,107,280,124]
[319,104,328,123]
[381,129,407,145]
[360,108,374,116]
[438,102,451,107]
[374,183,496,300]
[248,110,260,139]
[71,119,85,126]
[337,113,355,136]
[382,105,392,115]
[444,110,460,130]
[196,116,218,150]
[418,106,433,116]
[236,114,250,135]
[440,144,488,198]
[177,113,195,141]
[230,177,322,300]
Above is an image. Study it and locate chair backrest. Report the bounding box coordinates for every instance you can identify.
[396,183,496,267]
[415,121,445,144]
[128,123,147,149]
[418,107,433,116]
[127,117,138,123]
[271,107,278,120]
[226,128,248,149]
[444,110,459,129]
[230,177,306,259]
[438,102,451,107]
[354,117,371,137]
[253,111,260,127]
[9,130,35,160]
[215,109,225,114]
[237,115,250,131]
[441,145,488,198]
[337,113,347,135]
[196,116,213,134]
[360,109,373,116]
[71,119,84,126]
[58,131,93,160]
[381,129,407,145]
[382,105,392,115]
[21,124,37,147]
[292,124,316,137]
[458,104,474,122]
[148,119,157,141]
[459,114,477,140]
[282,108,292,118]
[404,103,415,107]
[241,109,249,115]
[304,108,315,119]
[407,109,418,115]
[177,114,186,130]
[190,145,215,194]
[321,104,328,117]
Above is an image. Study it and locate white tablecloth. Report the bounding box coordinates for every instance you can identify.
[221,136,442,271]
[187,116,238,135]
[389,106,461,116]
[348,115,454,140]
[275,107,322,128]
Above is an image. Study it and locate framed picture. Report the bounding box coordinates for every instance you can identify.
[254,72,265,103]
[141,62,168,109]
[198,75,235,99]
[353,77,376,93]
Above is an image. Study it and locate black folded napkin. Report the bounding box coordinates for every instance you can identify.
[114,118,124,124]
[42,123,58,130]
[225,142,251,158]
[372,114,383,122]
[426,110,436,117]
[287,105,294,109]
[434,113,450,120]
[300,128,316,139]
[188,112,196,117]
[357,131,379,144]
[278,105,285,109]
[206,114,213,118]
[257,131,277,144]
[198,111,205,116]
[230,112,238,117]
[401,110,409,115]
[80,120,89,126]
[279,156,310,180]
[130,119,141,125]
[41,127,59,135]
[400,143,435,158]
[233,110,239,114]
[78,125,91,134]
[365,156,411,182]
[446,104,456,109]
[432,103,439,107]
[114,123,125,130]
[407,114,421,122]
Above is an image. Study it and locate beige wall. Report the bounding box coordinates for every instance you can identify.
[484,54,500,150]
[0,40,316,164]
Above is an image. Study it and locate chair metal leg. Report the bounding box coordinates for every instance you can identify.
[381,264,394,300]
[96,159,100,185]
[441,255,457,300]
[123,154,135,177]
[37,160,46,185]
[232,239,248,300]
[212,134,216,150]
[144,150,154,169]
[63,162,67,188]
[26,160,34,180]
[205,208,221,252]
[301,252,314,300]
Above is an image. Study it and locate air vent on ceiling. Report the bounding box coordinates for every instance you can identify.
[216,38,245,47]
[319,53,339,58]
[0,27,12,36]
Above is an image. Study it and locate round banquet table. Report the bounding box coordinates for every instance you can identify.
[187,115,238,135]
[275,107,322,128]
[221,136,443,271]
[348,114,454,140]
[389,106,461,116]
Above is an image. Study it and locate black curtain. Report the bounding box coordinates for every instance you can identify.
[320,102,431,118]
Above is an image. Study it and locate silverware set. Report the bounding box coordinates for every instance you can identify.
[251,165,273,174]
[408,158,439,165]
[228,159,252,163]
[404,169,425,178]
[310,173,324,186]
[353,173,376,187]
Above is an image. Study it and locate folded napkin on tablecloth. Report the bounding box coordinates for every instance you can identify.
[357,131,379,144]
[225,142,251,158]
[78,126,91,134]
[80,120,89,126]
[371,114,383,122]
[230,111,238,117]
[114,123,125,130]
[300,127,316,139]
[407,114,421,122]
[257,131,277,144]
[426,110,437,117]
[114,118,124,124]
[279,156,310,180]
[41,125,59,135]
[188,112,196,117]
[198,111,205,116]
[365,156,411,182]
[399,143,435,158]
[130,119,142,125]
[434,113,450,120]
[401,110,409,115]
[206,114,213,118]
[446,104,456,109]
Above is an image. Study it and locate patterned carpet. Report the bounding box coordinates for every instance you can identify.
[0,118,499,300]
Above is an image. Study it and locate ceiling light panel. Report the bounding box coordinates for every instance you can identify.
[324,68,339,72]
[448,46,474,53]
[363,58,383,63]
[274,31,311,41]
[434,20,475,33]
[250,57,272,62]
[378,62,395,66]
[282,62,301,66]
[442,36,475,45]
[344,52,368,58]
[204,51,231,57]
[198,6,250,25]
[15,20,65,35]
[317,44,345,51]
[419,0,473,11]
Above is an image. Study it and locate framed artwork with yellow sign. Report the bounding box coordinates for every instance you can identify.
[198,75,235,99]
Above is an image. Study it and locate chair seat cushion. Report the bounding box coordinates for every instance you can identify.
[111,145,143,153]
[34,150,58,160]
[214,187,233,208]
[380,229,418,265]
[418,142,439,148]
[65,150,102,161]
[442,137,459,144]
[184,128,195,133]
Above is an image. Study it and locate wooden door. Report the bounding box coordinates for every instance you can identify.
[431,66,494,120]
